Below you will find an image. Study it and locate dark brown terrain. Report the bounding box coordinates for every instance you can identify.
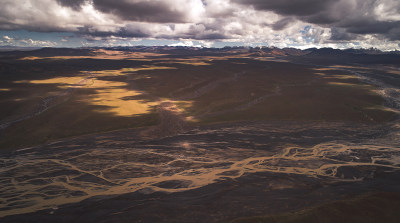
[0,46,400,222]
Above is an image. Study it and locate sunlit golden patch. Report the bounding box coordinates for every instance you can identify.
[387,70,400,75]
[328,82,367,87]
[365,105,393,112]
[83,79,158,116]
[19,56,42,60]
[174,100,193,109]
[11,66,184,117]
[94,49,168,59]
[19,49,169,61]
[16,76,87,89]
[185,116,197,122]
[18,50,256,62]
[0,88,10,91]
[329,65,371,70]
[179,141,191,149]
[13,70,167,117]
[323,75,359,79]
[313,67,336,71]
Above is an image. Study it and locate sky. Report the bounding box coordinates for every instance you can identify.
[0,0,399,50]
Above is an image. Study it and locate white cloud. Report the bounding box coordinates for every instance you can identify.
[169,41,203,47]
[0,35,56,47]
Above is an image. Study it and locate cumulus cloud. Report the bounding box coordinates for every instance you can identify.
[2,36,13,43]
[169,41,203,47]
[0,35,56,47]
[0,0,398,50]
[234,0,400,40]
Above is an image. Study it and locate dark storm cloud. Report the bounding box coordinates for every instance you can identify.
[271,17,295,31]
[346,20,398,34]
[92,0,188,23]
[181,23,228,40]
[233,0,338,16]
[77,22,227,41]
[330,28,358,41]
[157,32,227,40]
[234,0,400,40]
[78,26,151,38]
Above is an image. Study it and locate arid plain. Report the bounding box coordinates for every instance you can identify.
[1,47,400,222]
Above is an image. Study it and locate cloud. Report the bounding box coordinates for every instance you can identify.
[329,28,358,41]
[56,0,86,10]
[0,0,119,33]
[0,35,56,47]
[2,36,13,42]
[233,0,337,16]
[0,0,398,50]
[271,17,296,31]
[169,41,202,47]
[91,0,204,23]
[234,0,400,40]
